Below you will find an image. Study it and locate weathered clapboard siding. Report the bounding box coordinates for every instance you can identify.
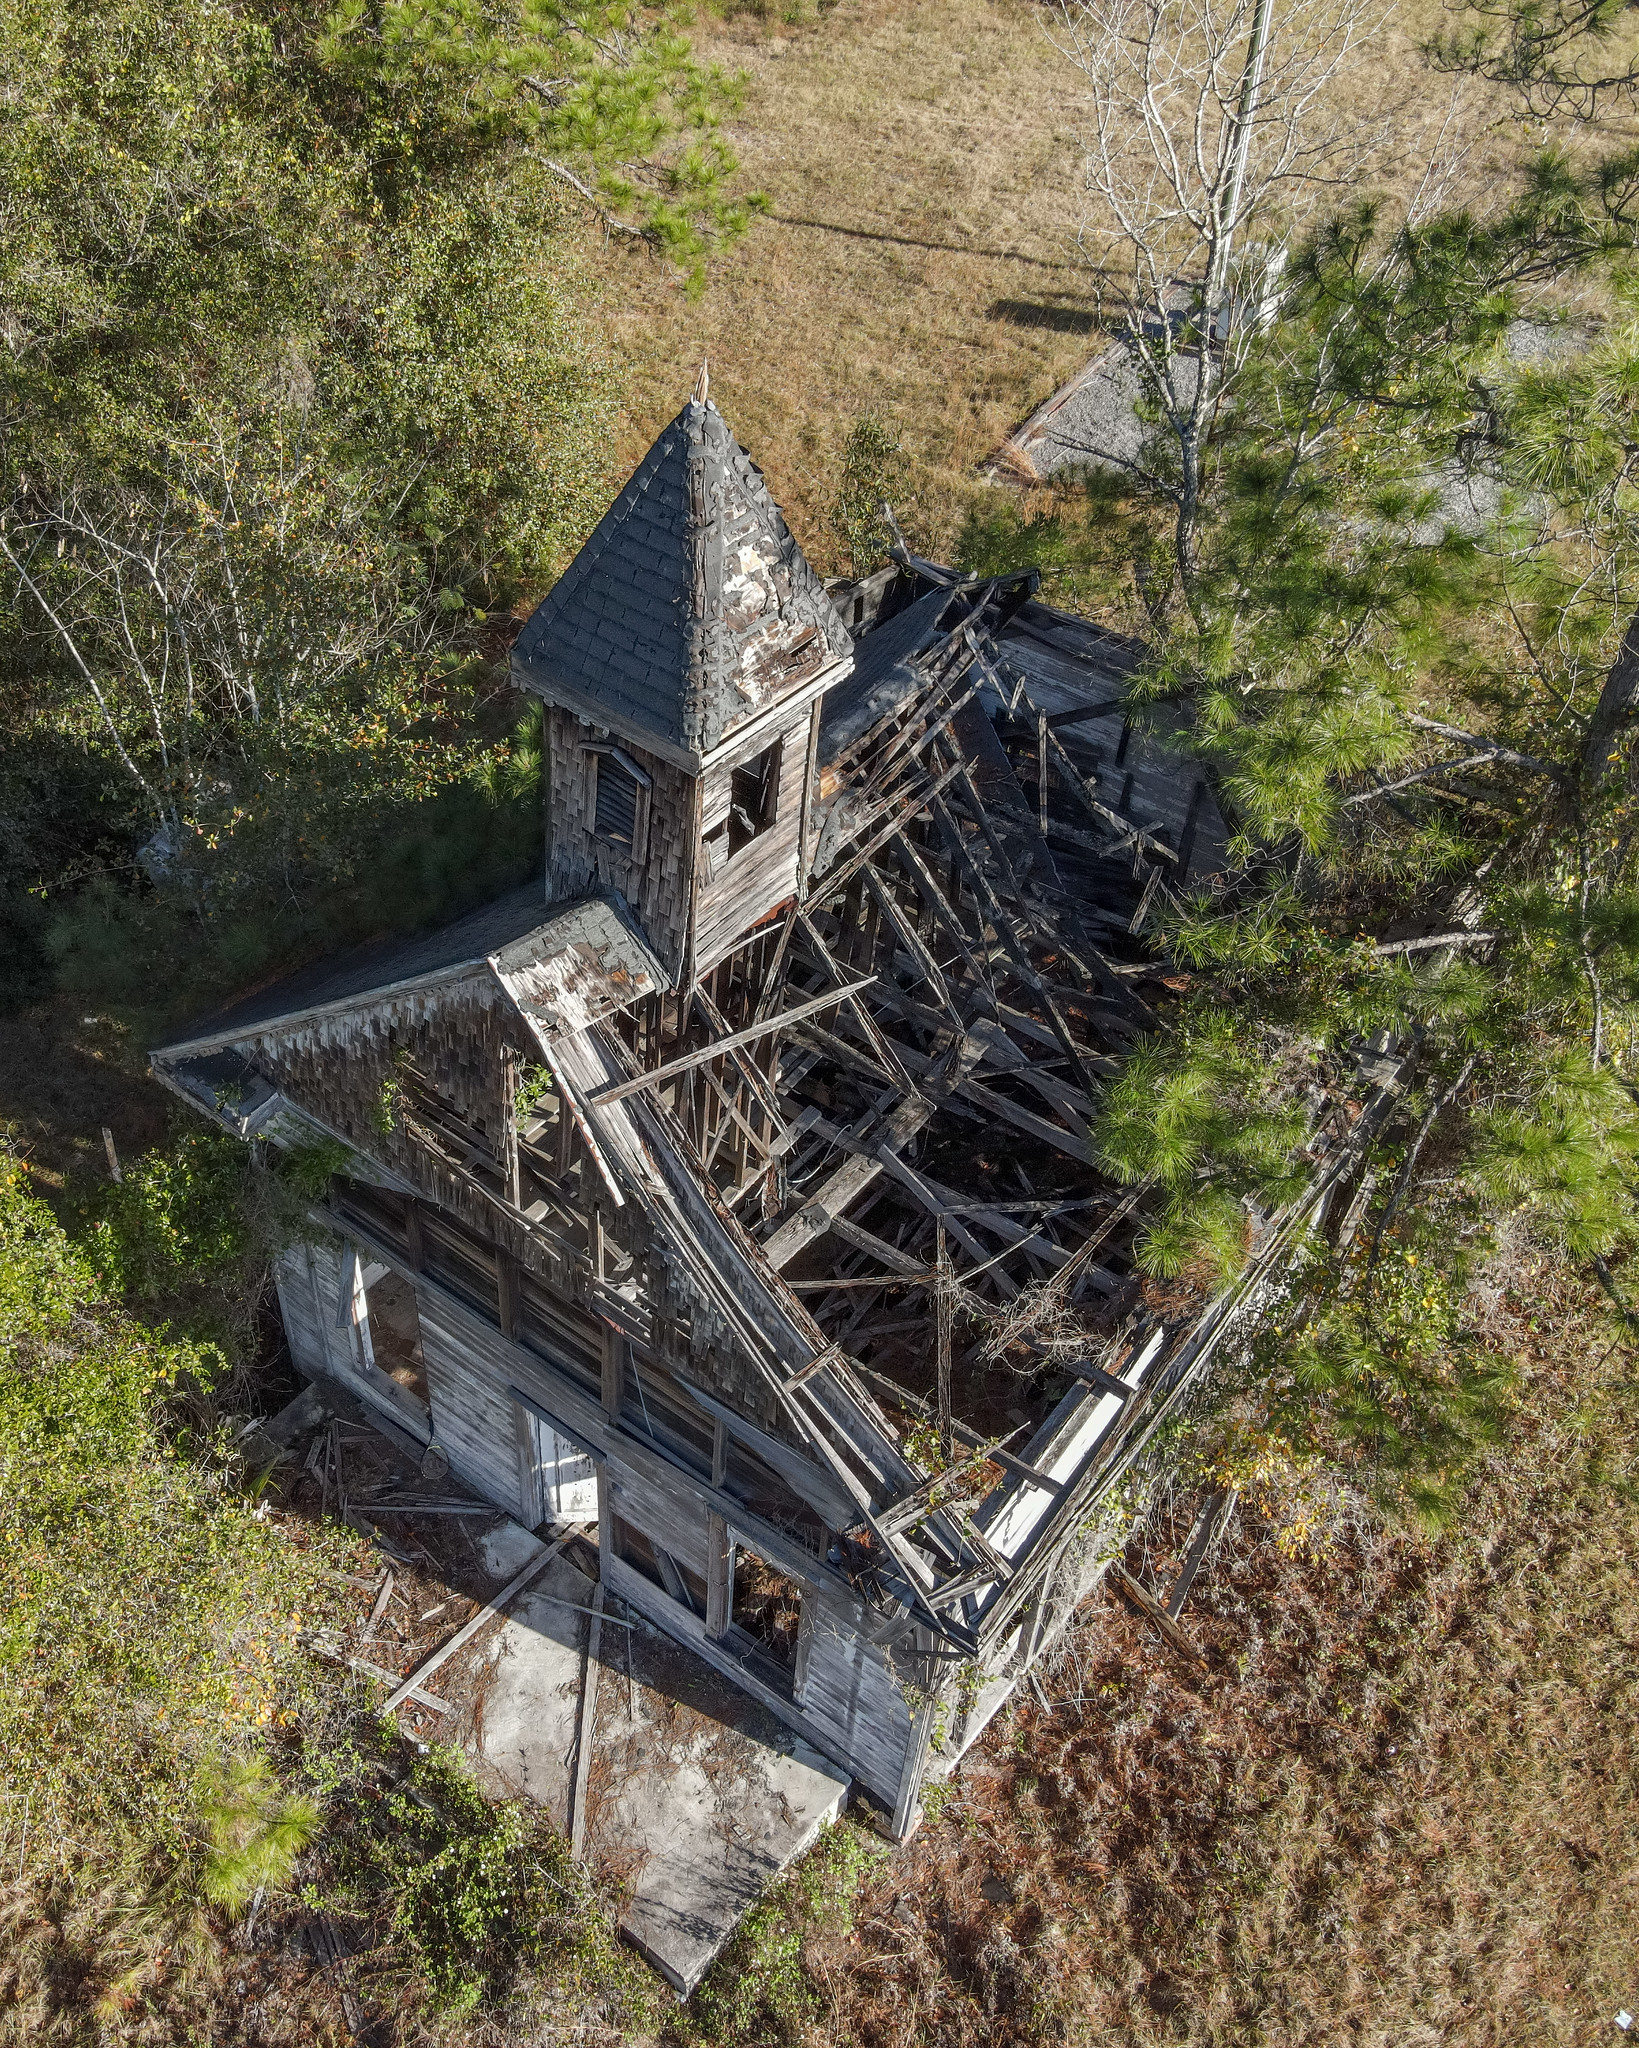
[415,1291,532,1523]
[692,713,811,974]
[794,1601,916,1798]
[607,1468,710,1578]
[326,1202,925,1801]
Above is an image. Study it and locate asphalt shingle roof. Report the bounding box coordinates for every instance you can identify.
[511,398,852,764]
[154,884,552,1052]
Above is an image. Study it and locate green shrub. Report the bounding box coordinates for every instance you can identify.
[828,415,916,576]
[0,1144,343,1888]
[198,1758,321,1912]
[343,1745,643,2017]
[72,1127,255,1306]
[686,1818,886,2040]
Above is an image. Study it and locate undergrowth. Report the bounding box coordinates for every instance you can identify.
[313,1733,653,2025]
[684,1818,888,2042]
[0,1143,349,2020]
[704,1258,1639,2048]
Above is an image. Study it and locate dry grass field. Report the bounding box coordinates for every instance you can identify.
[4,10,1633,2045]
[586,0,1536,572]
[592,0,1098,566]
[697,1265,1639,2048]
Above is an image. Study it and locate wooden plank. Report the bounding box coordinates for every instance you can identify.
[1041,722,1177,864]
[926,792,1100,1092]
[797,913,919,1094]
[568,1582,604,1862]
[694,983,786,1126]
[954,1075,1097,1167]
[887,830,992,990]
[1064,1358,1137,1401]
[760,1094,939,1271]
[859,861,958,1015]
[379,1526,585,1713]
[347,1656,453,1715]
[873,1146,1019,1295]
[1166,1489,1236,1618]
[1044,699,1125,729]
[848,1360,1065,1495]
[588,978,876,1106]
[1109,1563,1204,1663]
[706,1512,731,1636]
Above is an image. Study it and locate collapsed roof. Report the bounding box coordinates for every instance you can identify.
[152,392,1390,1677]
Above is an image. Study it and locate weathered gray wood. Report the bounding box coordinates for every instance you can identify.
[589,977,875,1107]
[568,1582,604,1861]
[1109,1563,1204,1663]
[1165,1489,1236,1618]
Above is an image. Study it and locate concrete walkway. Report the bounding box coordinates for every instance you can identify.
[470,1525,850,1993]
[259,1379,851,1998]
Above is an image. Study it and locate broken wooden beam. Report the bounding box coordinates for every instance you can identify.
[588,979,876,1107]
[1108,1562,1204,1663]
[1165,1489,1237,1618]
[379,1525,586,1714]
[568,1582,604,1862]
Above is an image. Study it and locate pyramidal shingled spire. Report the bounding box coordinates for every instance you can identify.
[511,393,853,769]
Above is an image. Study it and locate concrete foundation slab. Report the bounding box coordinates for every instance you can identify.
[474,1553,597,1819]
[471,1571,849,1995]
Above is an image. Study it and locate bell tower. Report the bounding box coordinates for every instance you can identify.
[511,374,854,985]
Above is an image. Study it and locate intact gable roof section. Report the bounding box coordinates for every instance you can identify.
[149,888,669,1073]
[151,885,553,1060]
[511,398,854,767]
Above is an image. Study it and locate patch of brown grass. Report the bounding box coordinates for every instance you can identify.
[588,0,1098,567]
[581,0,1602,588]
[738,1260,1639,2044]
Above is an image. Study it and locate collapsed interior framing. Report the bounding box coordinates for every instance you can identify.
[150,390,1380,1836]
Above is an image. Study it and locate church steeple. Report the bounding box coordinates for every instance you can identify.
[513,390,855,982]
[512,393,852,772]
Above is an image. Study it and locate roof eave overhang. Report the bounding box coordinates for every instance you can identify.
[511,651,856,775]
[150,953,503,1065]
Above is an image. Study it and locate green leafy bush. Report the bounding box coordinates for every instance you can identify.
[828,415,917,576]
[72,1128,255,1306]
[348,1745,642,2016]
[0,1144,341,1887]
[687,1818,886,2040]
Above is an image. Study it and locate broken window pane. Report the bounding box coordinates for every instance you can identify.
[363,1268,429,1408]
[730,1545,803,1684]
[706,737,783,866]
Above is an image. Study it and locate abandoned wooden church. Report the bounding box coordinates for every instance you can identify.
[154,378,1266,1834]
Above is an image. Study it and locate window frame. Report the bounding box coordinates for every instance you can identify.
[583,743,652,863]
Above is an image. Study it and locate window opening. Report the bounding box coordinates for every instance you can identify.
[418,1210,500,1321]
[729,1545,804,1692]
[362,1268,429,1408]
[612,1516,706,1613]
[523,1405,598,1525]
[706,738,782,867]
[722,1437,827,1556]
[589,746,650,858]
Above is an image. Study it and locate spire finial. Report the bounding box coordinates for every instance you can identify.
[692,359,710,407]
